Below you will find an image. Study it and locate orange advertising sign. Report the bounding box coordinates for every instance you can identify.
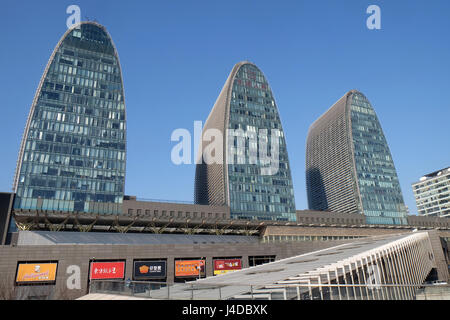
[16,263,58,283]
[175,260,205,277]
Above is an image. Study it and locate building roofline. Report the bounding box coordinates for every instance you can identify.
[412,167,450,185]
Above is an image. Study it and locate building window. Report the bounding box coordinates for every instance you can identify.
[249,255,276,267]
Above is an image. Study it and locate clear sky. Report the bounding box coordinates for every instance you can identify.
[1,0,449,214]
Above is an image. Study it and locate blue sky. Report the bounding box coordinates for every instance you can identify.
[1,0,449,214]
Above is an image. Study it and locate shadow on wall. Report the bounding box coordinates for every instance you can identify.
[194,163,209,205]
[440,238,450,266]
[306,168,328,211]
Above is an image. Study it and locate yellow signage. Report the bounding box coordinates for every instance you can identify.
[16,263,57,283]
[214,269,238,275]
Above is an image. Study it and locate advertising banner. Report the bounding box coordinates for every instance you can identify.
[16,263,58,284]
[213,259,242,275]
[90,261,125,280]
[175,260,205,277]
[133,261,166,279]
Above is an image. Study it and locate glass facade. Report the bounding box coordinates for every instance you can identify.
[306,90,407,225]
[13,23,126,214]
[227,64,296,221]
[350,92,407,225]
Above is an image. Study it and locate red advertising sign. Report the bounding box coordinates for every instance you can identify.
[90,261,125,280]
[214,259,242,275]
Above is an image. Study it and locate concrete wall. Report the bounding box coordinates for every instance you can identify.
[427,230,450,282]
[407,215,450,228]
[1,231,448,300]
[296,209,450,229]
[0,239,352,300]
[262,225,450,239]
[415,286,450,300]
[296,210,365,225]
[0,193,14,245]
[122,198,230,220]
[262,225,410,237]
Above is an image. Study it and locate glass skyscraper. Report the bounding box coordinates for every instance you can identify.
[306,90,407,225]
[195,62,296,221]
[12,22,126,215]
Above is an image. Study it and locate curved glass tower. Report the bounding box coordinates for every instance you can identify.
[13,22,126,215]
[195,62,296,221]
[306,90,407,225]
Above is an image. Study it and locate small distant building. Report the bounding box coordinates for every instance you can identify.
[412,167,450,218]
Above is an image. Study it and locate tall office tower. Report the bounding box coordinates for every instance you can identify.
[13,22,126,215]
[412,167,450,218]
[306,90,407,225]
[194,61,296,221]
